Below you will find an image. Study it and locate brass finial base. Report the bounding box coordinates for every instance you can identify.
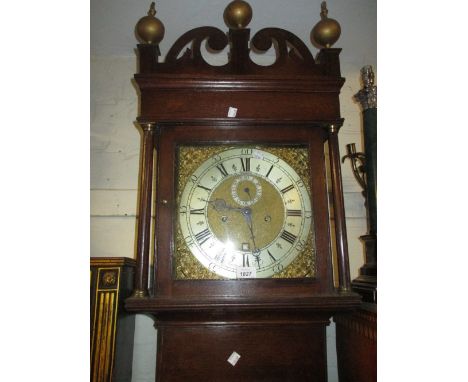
[224,0,253,30]
[135,2,165,44]
[311,2,341,48]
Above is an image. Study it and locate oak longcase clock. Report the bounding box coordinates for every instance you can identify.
[125,2,360,381]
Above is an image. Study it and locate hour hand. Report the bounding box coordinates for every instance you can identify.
[206,198,243,213]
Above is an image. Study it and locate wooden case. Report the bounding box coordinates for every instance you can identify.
[125,16,360,382]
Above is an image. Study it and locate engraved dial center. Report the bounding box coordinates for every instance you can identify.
[208,174,284,252]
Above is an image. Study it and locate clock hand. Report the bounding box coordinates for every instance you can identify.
[242,207,260,257]
[204,198,244,213]
[205,198,259,256]
[244,187,252,200]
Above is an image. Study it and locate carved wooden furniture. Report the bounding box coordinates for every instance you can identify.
[90,257,136,382]
[125,2,360,381]
[335,303,377,382]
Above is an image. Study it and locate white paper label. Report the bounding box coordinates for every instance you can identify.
[236,267,256,279]
[227,107,238,117]
[227,351,241,366]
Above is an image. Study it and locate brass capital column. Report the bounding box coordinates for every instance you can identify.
[132,123,157,298]
[328,124,351,292]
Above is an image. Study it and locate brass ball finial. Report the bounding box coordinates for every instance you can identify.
[135,2,165,44]
[224,0,253,29]
[311,2,341,48]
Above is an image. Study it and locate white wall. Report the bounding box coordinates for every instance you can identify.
[91,1,376,381]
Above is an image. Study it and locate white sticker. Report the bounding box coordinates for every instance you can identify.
[227,107,238,117]
[227,351,241,366]
[236,267,256,279]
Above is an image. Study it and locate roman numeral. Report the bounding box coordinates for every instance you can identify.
[194,228,212,245]
[240,157,251,172]
[286,209,302,217]
[265,164,274,178]
[280,230,297,245]
[190,208,205,215]
[280,184,294,194]
[243,253,250,267]
[197,185,212,192]
[267,249,276,263]
[216,163,229,177]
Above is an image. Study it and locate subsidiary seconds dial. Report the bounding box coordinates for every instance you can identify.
[178,147,312,279]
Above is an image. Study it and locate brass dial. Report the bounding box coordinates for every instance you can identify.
[178,147,312,279]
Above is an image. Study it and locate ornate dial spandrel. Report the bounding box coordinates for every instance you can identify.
[174,144,316,280]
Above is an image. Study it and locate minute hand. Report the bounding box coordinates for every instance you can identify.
[241,207,259,254]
